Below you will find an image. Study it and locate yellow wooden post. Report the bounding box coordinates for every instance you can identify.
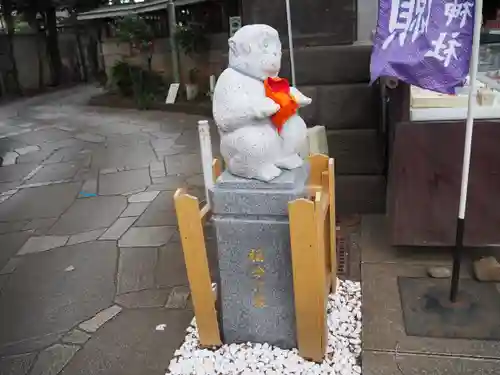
[328,158,337,292]
[289,198,326,362]
[314,191,329,355]
[308,154,329,194]
[174,189,222,347]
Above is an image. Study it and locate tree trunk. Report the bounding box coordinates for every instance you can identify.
[1,0,21,94]
[36,31,44,89]
[45,5,62,86]
[75,26,88,82]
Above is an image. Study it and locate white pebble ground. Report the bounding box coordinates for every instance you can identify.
[166,280,361,375]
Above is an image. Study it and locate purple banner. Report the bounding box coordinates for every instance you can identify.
[370,0,475,93]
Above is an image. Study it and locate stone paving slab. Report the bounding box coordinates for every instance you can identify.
[0,182,81,222]
[0,241,117,353]
[118,226,175,248]
[17,235,69,255]
[60,309,193,375]
[0,232,30,270]
[15,145,40,155]
[362,263,500,358]
[0,353,37,375]
[0,275,7,293]
[17,148,53,164]
[29,344,80,375]
[134,191,177,227]
[117,247,157,294]
[79,178,97,197]
[100,218,136,241]
[0,163,38,183]
[120,202,150,217]
[363,351,500,375]
[62,329,91,345]
[92,144,156,170]
[0,221,28,235]
[49,196,127,235]
[67,229,107,246]
[127,190,159,203]
[22,217,58,235]
[361,215,454,265]
[98,169,151,196]
[156,242,189,288]
[79,305,123,333]
[75,133,105,143]
[114,289,171,309]
[11,128,71,145]
[147,175,186,191]
[165,154,202,175]
[0,332,65,358]
[165,286,190,309]
[26,162,80,184]
[0,182,18,194]
[0,257,23,275]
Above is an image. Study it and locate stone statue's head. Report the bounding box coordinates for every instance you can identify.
[228,24,282,80]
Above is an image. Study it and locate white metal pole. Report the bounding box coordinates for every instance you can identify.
[198,120,214,208]
[458,0,483,220]
[285,0,296,86]
[449,0,482,303]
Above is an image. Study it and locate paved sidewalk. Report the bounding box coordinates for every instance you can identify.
[0,85,219,375]
[359,215,500,374]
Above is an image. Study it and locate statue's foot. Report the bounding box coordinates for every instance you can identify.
[254,164,282,182]
[276,154,303,170]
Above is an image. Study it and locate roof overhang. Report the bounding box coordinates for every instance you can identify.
[77,0,207,21]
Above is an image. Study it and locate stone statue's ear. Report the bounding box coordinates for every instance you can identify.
[228,39,239,57]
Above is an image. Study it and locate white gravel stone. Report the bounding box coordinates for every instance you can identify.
[165,279,362,375]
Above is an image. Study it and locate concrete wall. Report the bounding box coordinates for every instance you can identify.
[0,32,89,93]
[101,33,228,89]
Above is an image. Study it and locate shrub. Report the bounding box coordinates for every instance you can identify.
[111,61,165,109]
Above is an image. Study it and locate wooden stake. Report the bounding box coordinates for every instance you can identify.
[174,189,221,347]
[289,198,325,362]
[328,158,337,293]
[308,154,329,194]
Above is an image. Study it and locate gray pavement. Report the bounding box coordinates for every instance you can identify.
[0,85,218,375]
[359,215,500,374]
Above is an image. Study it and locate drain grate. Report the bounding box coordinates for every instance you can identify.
[336,234,349,276]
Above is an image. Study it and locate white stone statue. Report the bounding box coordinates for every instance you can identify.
[213,24,312,181]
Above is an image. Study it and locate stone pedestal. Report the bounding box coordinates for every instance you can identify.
[210,165,309,349]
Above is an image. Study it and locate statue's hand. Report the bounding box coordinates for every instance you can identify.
[290,87,312,107]
[255,98,280,119]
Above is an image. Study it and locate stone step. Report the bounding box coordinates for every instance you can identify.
[327,129,385,175]
[281,44,372,86]
[299,82,380,130]
[336,175,386,214]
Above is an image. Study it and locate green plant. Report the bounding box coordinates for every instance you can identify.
[111,61,135,97]
[115,15,155,70]
[115,15,155,53]
[175,23,209,56]
[111,60,164,109]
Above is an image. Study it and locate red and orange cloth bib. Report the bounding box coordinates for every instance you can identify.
[264,77,298,134]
